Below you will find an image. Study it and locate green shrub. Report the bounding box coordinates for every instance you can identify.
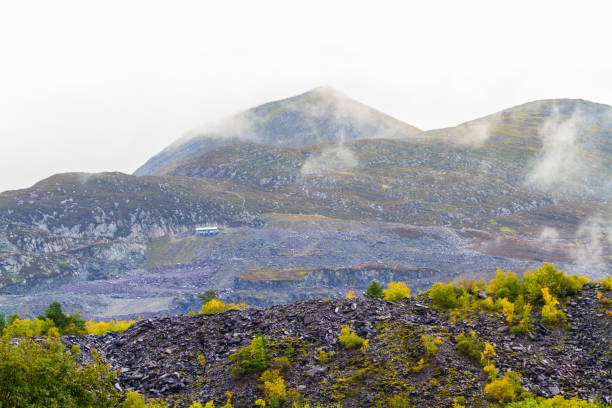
[457,279,486,293]
[488,269,520,301]
[387,394,411,408]
[7,314,19,326]
[364,281,384,299]
[421,334,438,356]
[338,325,368,351]
[230,334,269,379]
[0,313,5,333]
[599,277,612,291]
[0,337,119,407]
[1,317,56,339]
[477,296,504,312]
[455,331,484,364]
[507,395,608,407]
[522,264,584,303]
[429,283,468,309]
[317,350,333,364]
[510,302,533,335]
[120,391,167,408]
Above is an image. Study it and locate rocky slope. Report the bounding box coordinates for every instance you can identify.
[0,172,258,292]
[64,284,612,407]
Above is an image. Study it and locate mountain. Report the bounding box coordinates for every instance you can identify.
[134,87,422,176]
[163,98,611,235]
[1,90,610,319]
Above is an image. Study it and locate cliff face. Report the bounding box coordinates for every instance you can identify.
[0,172,256,292]
[64,284,612,407]
[235,264,440,290]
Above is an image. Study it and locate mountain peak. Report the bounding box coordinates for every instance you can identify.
[134,87,421,176]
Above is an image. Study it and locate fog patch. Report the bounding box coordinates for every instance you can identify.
[454,114,500,146]
[300,144,358,176]
[526,106,587,189]
[171,111,259,148]
[298,87,411,139]
[75,172,96,185]
[538,226,560,241]
[569,216,611,279]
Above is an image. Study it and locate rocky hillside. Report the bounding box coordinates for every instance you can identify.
[64,283,612,407]
[0,172,258,292]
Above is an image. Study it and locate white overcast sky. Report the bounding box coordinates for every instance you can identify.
[1,0,611,192]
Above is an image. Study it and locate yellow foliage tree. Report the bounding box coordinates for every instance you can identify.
[338,325,369,352]
[383,281,411,301]
[541,287,566,328]
[483,371,522,402]
[120,391,167,407]
[200,299,247,314]
[500,298,515,323]
[259,369,286,408]
[86,319,136,335]
[2,317,56,339]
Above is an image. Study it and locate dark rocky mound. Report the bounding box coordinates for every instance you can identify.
[64,285,611,407]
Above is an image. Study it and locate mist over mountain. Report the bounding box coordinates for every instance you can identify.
[0,88,610,320]
[134,87,421,176]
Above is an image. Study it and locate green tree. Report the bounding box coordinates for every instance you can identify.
[365,281,384,299]
[0,314,5,333]
[39,302,86,335]
[230,334,269,379]
[198,290,217,304]
[7,314,19,326]
[429,283,467,309]
[0,337,119,407]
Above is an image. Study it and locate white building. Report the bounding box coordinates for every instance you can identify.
[195,226,219,236]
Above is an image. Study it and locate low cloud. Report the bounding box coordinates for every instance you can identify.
[526,105,587,190]
[172,111,259,147]
[538,226,560,241]
[569,216,611,279]
[420,112,500,147]
[174,87,414,151]
[454,114,500,146]
[300,139,358,176]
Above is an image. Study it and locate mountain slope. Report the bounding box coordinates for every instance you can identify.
[420,99,612,197]
[165,99,612,232]
[134,87,422,176]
